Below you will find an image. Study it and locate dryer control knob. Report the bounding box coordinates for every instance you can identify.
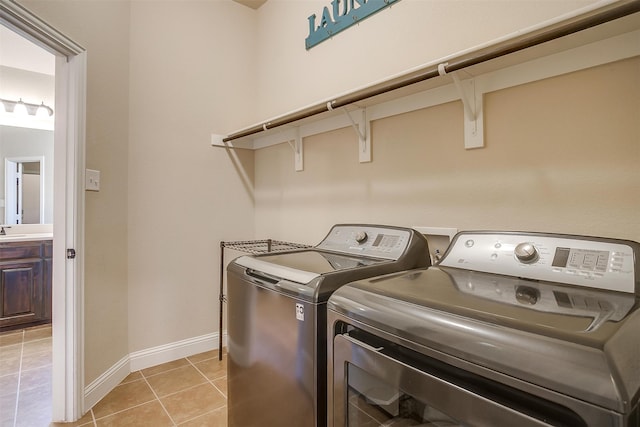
[354,231,368,244]
[514,242,539,263]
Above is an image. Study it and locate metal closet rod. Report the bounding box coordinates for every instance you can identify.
[223,1,640,143]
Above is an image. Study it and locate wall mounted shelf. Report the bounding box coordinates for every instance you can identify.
[212,2,640,171]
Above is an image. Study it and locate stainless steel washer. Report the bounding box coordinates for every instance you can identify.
[328,231,640,427]
[227,224,430,427]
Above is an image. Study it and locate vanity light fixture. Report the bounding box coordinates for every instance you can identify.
[0,98,54,117]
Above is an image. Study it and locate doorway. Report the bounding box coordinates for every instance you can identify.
[1,2,86,423]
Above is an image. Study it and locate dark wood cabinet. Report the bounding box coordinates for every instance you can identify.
[0,240,52,330]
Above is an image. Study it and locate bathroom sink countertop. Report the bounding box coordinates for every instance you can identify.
[0,232,53,242]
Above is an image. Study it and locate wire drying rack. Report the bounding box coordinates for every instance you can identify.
[218,239,311,360]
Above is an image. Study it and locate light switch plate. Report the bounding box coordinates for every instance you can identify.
[85,169,100,191]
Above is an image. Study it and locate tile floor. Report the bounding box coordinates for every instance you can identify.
[0,325,228,426]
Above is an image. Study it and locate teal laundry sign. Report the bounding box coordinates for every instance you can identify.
[305,0,401,50]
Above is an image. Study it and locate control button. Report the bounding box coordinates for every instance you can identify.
[490,253,498,260]
[494,242,502,249]
[354,231,368,244]
[514,242,539,264]
[465,239,474,248]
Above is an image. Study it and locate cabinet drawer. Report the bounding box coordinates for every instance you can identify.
[0,243,42,261]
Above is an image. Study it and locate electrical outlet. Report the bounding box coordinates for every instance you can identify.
[85,169,100,191]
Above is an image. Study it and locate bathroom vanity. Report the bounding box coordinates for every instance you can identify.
[0,238,53,330]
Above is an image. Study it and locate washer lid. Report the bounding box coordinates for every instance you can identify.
[234,250,385,284]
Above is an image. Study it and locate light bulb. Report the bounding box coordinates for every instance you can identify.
[14,99,28,116]
[36,102,51,118]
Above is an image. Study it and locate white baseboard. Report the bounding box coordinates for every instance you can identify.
[129,332,221,372]
[84,355,129,410]
[83,331,227,411]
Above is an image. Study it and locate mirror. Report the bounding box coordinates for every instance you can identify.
[0,126,53,224]
[0,25,55,225]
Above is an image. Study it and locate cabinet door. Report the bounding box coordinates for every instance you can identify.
[0,260,44,328]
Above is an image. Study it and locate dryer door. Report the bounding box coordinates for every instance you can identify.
[331,330,594,427]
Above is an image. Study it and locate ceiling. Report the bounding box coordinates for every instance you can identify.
[0,25,55,75]
[233,0,267,10]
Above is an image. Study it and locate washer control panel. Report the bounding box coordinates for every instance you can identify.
[439,231,638,293]
[317,225,412,260]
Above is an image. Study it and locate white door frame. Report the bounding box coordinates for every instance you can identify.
[0,1,86,422]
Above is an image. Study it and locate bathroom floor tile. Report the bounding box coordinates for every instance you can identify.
[20,348,51,371]
[21,337,51,355]
[15,383,52,427]
[20,364,52,392]
[0,331,23,347]
[0,392,17,426]
[23,325,52,342]
[0,372,19,397]
[0,345,21,377]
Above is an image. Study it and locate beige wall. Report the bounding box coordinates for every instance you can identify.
[19,0,257,386]
[253,0,601,121]
[20,0,132,385]
[127,1,256,353]
[255,58,640,244]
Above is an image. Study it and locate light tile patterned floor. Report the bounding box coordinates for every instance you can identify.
[0,325,228,426]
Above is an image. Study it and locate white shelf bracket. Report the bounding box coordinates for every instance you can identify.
[286,128,304,171]
[438,63,484,149]
[342,107,370,163]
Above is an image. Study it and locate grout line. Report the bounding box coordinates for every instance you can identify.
[140,366,178,427]
[91,399,158,423]
[90,409,97,427]
[186,356,227,398]
[155,378,211,400]
[141,362,194,379]
[12,330,25,427]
